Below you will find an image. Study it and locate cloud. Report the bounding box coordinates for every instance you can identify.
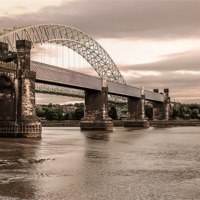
[0,0,64,17]
[98,38,200,65]
[1,0,200,103]
[119,50,200,72]
[117,49,200,103]
[1,0,200,39]
[122,70,200,103]
[122,70,161,78]
[175,71,200,75]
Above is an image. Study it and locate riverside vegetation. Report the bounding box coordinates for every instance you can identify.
[36,102,200,121]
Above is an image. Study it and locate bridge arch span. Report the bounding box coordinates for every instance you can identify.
[0,24,125,84]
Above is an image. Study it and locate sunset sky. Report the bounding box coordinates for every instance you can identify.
[1,0,200,104]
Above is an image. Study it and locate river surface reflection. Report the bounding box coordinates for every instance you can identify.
[0,127,200,200]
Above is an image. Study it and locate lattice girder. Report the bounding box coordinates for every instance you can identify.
[0,24,125,84]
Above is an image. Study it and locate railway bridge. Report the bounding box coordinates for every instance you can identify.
[0,24,171,137]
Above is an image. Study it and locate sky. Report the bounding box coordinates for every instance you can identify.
[1,0,200,104]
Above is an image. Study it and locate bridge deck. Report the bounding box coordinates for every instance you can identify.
[30,61,164,102]
[0,61,163,102]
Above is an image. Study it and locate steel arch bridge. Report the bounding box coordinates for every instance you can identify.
[0,24,125,84]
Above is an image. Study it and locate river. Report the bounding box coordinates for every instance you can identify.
[0,127,200,200]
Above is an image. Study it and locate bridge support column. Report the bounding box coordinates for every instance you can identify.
[16,40,41,137]
[153,89,170,120]
[80,79,113,131]
[0,40,41,137]
[124,87,149,127]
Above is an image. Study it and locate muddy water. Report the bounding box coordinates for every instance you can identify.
[0,127,200,200]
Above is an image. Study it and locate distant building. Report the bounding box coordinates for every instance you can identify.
[63,104,76,114]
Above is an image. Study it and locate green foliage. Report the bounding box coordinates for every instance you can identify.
[36,104,63,121]
[36,102,200,121]
[35,105,45,117]
[109,105,118,120]
[188,104,200,111]
[45,106,63,120]
[74,103,84,108]
[145,103,153,119]
[171,107,180,120]
[172,103,200,120]
[191,109,200,119]
[64,113,70,120]
[71,108,84,120]
[36,103,85,121]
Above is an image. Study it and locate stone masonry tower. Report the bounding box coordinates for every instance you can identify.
[16,40,41,137]
[153,88,171,120]
[124,87,149,127]
[0,40,41,137]
[80,78,113,131]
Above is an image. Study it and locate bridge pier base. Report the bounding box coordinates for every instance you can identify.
[124,88,149,128]
[153,89,170,120]
[0,121,41,138]
[0,40,41,138]
[80,81,113,131]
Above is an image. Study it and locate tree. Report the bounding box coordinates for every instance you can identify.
[45,106,63,120]
[72,108,84,120]
[179,105,192,119]
[63,113,70,120]
[191,109,199,119]
[171,107,180,119]
[145,103,153,119]
[74,103,84,108]
[36,105,45,118]
[188,104,200,111]
[109,105,118,120]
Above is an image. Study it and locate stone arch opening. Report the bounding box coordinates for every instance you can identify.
[0,75,16,120]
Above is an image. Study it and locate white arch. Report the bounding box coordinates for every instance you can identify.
[0,24,125,84]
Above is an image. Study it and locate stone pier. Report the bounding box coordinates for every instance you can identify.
[153,88,170,120]
[124,87,149,127]
[0,40,41,137]
[80,79,113,131]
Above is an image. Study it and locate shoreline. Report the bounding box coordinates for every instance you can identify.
[41,120,200,127]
